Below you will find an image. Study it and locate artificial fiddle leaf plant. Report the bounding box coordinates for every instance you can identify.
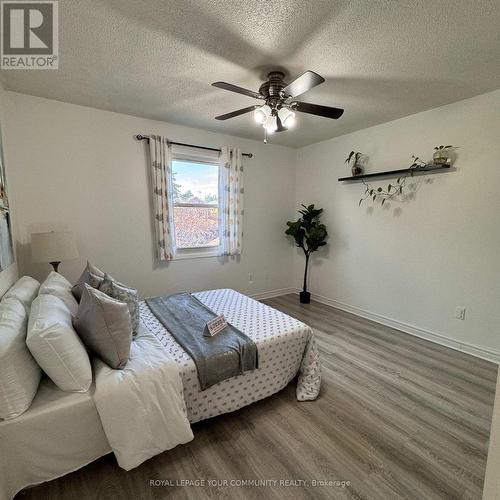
[285,204,328,303]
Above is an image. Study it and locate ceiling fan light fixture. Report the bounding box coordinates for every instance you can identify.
[211,70,344,143]
[278,106,296,128]
[254,104,271,124]
[264,114,278,134]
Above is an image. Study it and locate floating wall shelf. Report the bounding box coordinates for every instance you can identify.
[338,164,451,182]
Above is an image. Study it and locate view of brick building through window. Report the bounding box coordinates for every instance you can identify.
[172,160,219,249]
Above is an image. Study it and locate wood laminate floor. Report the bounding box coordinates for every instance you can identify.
[18,295,497,500]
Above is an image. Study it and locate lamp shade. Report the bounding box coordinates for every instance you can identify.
[31,231,79,263]
[264,114,278,134]
[278,107,296,128]
[254,104,271,124]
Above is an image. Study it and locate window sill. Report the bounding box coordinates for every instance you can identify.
[173,247,220,260]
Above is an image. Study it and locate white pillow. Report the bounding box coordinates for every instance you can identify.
[0,297,42,420]
[27,294,92,393]
[39,271,79,316]
[3,276,40,313]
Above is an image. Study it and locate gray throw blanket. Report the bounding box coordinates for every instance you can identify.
[145,293,258,390]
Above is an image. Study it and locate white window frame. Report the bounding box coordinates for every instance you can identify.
[171,147,220,260]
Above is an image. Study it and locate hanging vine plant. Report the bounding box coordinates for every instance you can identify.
[358,155,428,207]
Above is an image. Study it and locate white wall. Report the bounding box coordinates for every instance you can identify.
[0,263,17,298]
[4,88,500,359]
[0,84,18,297]
[295,89,500,359]
[3,92,296,298]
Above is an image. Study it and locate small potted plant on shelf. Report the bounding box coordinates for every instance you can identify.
[345,151,364,176]
[285,204,328,304]
[433,145,454,165]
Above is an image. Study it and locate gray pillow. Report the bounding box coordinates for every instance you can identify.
[98,274,139,335]
[73,284,132,369]
[72,261,105,301]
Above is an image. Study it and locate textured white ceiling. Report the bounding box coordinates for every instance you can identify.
[2,0,500,147]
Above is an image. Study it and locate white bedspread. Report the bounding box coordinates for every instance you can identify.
[92,325,193,471]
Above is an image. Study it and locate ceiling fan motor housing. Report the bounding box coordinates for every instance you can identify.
[259,71,287,106]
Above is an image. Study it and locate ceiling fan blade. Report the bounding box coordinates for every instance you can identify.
[212,81,263,100]
[293,101,344,119]
[215,105,260,120]
[282,71,325,98]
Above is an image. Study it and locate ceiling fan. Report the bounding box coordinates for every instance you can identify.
[211,70,344,142]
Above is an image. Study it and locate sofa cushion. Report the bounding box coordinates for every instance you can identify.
[3,276,40,313]
[0,297,42,420]
[27,294,92,392]
[39,271,79,316]
[72,261,105,301]
[73,284,132,369]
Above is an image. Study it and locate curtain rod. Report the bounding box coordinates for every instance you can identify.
[135,134,253,158]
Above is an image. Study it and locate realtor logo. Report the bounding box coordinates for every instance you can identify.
[1,1,58,69]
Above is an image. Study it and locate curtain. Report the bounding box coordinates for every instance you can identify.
[149,135,176,260]
[218,147,244,256]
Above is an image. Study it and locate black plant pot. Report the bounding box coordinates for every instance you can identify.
[299,291,311,304]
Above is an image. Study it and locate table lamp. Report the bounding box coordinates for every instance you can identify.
[31,231,79,272]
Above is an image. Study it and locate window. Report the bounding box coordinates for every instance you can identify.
[172,152,219,255]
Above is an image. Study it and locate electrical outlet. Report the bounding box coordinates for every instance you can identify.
[455,307,466,320]
[248,273,254,284]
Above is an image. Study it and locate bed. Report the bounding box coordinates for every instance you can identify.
[141,289,320,421]
[0,378,109,500]
[1,289,320,500]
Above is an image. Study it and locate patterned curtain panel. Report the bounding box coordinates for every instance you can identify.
[218,147,244,256]
[149,136,176,261]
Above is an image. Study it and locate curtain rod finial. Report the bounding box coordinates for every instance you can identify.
[136,134,150,143]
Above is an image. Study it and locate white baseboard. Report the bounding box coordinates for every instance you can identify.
[311,292,500,364]
[268,288,500,364]
[250,287,296,301]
